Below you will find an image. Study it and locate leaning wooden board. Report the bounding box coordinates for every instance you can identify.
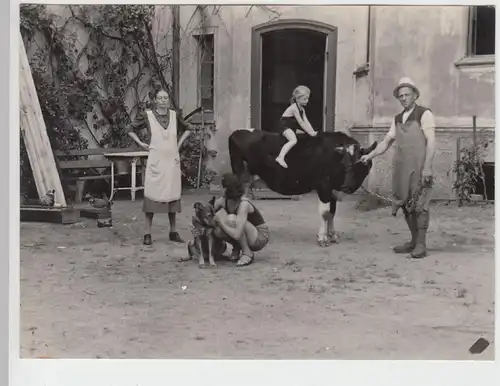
[20,206,80,224]
[19,32,66,206]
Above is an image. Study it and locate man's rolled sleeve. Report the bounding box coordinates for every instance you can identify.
[420,110,436,137]
[387,118,397,140]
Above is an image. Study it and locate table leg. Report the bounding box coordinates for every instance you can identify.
[141,164,146,186]
[110,162,115,201]
[131,158,137,202]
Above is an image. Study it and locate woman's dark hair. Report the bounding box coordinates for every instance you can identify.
[149,83,170,100]
[154,88,169,99]
[221,173,245,199]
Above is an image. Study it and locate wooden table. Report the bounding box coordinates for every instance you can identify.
[104,151,149,201]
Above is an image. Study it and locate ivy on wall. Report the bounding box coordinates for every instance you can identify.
[19,4,220,196]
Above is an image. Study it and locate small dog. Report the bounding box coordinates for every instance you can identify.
[186,196,217,268]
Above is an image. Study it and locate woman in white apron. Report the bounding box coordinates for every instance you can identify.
[127,88,194,245]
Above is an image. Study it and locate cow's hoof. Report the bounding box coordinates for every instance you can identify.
[317,239,331,248]
[199,263,206,269]
[328,233,339,244]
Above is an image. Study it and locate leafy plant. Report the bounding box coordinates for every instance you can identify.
[452,134,493,205]
[19,4,219,194]
[19,5,283,195]
[179,123,218,188]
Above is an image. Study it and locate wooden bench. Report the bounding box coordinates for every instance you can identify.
[54,147,143,204]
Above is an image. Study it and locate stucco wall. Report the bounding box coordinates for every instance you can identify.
[33,5,175,149]
[178,5,370,178]
[32,5,495,197]
[369,5,495,127]
[178,5,234,178]
[351,5,495,200]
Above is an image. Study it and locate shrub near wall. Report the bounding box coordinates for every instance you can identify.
[20,4,217,197]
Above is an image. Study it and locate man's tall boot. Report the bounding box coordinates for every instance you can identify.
[393,211,417,253]
[411,210,430,258]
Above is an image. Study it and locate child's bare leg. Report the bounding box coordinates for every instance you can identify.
[276,129,297,168]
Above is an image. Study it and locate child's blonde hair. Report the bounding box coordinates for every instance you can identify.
[290,85,311,104]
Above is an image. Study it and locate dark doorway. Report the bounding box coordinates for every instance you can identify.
[260,29,326,132]
[474,162,495,200]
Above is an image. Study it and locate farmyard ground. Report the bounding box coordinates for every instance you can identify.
[20,191,494,359]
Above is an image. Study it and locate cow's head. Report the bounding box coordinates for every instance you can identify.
[337,141,377,194]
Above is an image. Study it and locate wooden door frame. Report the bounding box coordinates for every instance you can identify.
[251,19,338,132]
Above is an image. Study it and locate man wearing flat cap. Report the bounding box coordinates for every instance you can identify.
[360,77,436,258]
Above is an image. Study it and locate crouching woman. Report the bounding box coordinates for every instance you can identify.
[213,173,270,267]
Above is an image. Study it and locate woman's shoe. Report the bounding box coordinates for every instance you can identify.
[169,231,184,243]
[143,234,152,246]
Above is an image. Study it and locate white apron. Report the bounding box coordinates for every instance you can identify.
[144,109,182,202]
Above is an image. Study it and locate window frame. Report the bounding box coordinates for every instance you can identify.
[455,5,495,69]
[467,5,495,57]
[194,33,215,113]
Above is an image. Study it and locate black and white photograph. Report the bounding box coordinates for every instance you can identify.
[17,2,495,361]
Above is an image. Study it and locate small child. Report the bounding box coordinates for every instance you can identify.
[275,85,318,168]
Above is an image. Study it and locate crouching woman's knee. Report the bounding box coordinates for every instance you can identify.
[213,214,237,241]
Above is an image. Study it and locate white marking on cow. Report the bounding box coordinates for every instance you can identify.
[317,197,331,245]
[327,216,337,243]
[332,190,345,202]
[237,127,255,132]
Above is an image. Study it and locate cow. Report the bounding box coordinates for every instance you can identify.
[228,128,377,247]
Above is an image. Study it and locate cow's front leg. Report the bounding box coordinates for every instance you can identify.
[327,198,338,244]
[317,196,332,247]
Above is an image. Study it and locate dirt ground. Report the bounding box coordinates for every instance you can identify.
[19,191,495,360]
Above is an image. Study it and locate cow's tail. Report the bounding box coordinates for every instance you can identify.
[228,132,245,177]
[228,132,252,187]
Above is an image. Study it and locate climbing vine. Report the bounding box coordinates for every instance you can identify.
[452,134,493,205]
[20,4,280,195]
[20,4,210,194]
